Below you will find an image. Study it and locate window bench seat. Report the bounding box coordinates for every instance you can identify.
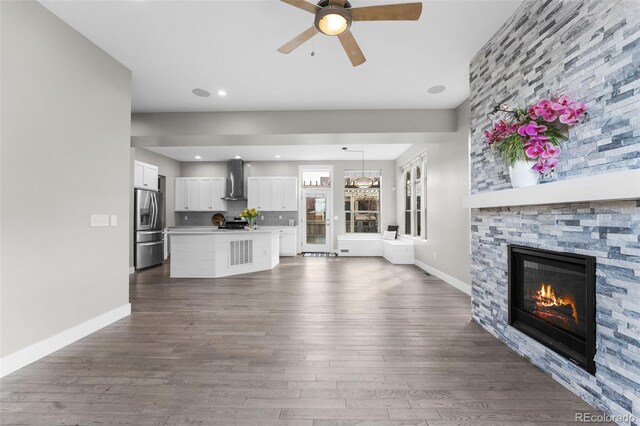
[382,239,415,264]
[337,235,382,257]
[337,235,415,264]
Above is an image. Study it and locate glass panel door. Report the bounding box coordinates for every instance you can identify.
[302,190,331,252]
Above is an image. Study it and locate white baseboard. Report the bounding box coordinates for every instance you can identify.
[0,303,131,378]
[129,267,135,274]
[414,260,472,296]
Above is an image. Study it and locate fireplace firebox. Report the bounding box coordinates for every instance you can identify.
[508,245,596,374]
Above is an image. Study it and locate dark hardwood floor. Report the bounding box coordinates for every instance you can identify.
[1,256,609,425]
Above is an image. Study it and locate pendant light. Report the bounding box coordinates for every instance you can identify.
[342,147,374,188]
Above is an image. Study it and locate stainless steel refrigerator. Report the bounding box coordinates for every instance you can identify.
[134,189,165,270]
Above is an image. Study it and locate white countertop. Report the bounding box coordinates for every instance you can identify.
[258,226,299,229]
[169,225,296,231]
[168,227,277,235]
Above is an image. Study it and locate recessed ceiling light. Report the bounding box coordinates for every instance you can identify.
[427,85,446,94]
[275,155,282,159]
[192,88,210,97]
[194,155,202,160]
[217,90,227,97]
[234,155,241,159]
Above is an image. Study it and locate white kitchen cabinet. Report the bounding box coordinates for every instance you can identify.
[247,178,260,210]
[198,179,212,210]
[247,177,297,211]
[134,162,144,187]
[212,178,227,210]
[248,177,273,211]
[278,227,297,256]
[175,178,200,211]
[198,178,227,211]
[175,178,189,211]
[282,177,298,211]
[176,177,227,211]
[134,161,158,191]
[258,178,272,210]
[175,178,199,211]
[271,178,285,211]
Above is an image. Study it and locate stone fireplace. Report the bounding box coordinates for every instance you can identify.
[470,201,639,423]
[508,245,596,374]
[467,0,640,423]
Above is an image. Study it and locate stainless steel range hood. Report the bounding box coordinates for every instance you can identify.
[222,159,247,201]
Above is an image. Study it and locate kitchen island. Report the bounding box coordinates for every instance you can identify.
[168,228,279,278]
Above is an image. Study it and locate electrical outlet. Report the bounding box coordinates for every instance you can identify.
[184,215,188,220]
[278,215,282,220]
[110,215,118,227]
[260,215,264,220]
[433,252,437,260]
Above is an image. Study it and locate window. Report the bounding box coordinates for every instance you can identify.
[404,170,411,235]
[415,164,422,237]
[344,171,381,233]
[302,170,331,188]
[402,156,426,238]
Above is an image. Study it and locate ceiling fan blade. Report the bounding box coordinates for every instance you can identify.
[337,29,366,67]
[350,3,423,21]
[277,26,320,54]
[280,0,320,14]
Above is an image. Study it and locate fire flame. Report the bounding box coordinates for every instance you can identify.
[536,283,578,322]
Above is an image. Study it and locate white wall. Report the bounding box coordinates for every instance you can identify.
[180,161,228,178]
[132,109,456,139]
[396,101,471,287]
[1,1,131,358]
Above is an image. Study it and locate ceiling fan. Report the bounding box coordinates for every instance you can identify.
[277,0,423,67]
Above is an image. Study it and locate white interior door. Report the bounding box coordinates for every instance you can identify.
[301,189,332,252]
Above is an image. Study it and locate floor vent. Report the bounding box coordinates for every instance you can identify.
[230,240,253,266]
[302,252,338,257]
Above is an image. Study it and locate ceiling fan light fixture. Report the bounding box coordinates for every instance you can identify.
[315,7,351,36]
[278,1,422,66]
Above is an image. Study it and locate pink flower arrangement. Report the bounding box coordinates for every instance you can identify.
[529,95,588,124]
[485,94,588,174]
[484,119,519,145]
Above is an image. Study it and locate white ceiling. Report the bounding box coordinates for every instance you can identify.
[39,0,522,113]
[146,144,413,162]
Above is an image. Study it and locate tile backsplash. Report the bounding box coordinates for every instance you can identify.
[174,201,297,227]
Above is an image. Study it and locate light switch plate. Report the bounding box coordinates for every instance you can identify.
[90,214,109,227]
[110,215,118,227]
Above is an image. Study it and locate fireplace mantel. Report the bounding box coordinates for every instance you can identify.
[464,169,640,209]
